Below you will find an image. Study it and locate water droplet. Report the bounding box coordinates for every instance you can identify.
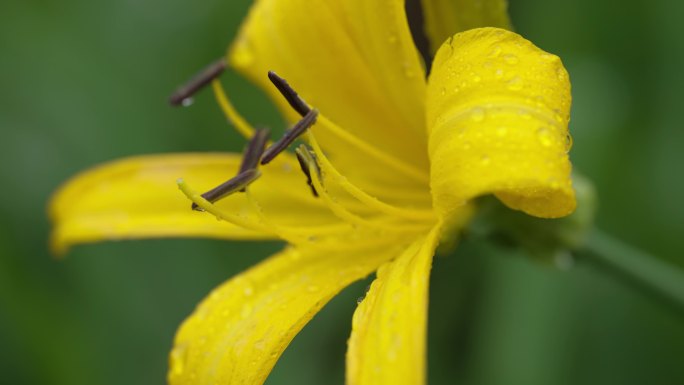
[540,53,556,62]
[537,127,553,147]
[181,98,194,107]
[496,126,508,137]
[402,62,416,78]
[170,346,188,376]
[440,86,446,96]
[470,107,485,122]
[507,76,523,91]
[254,339,266,350]
[489,45,502,57]
[565,133,573,153]
[387,34,398,44]
[306,285,319,293]
[480,155,491,165]
[557,68,568,81]
[495,68,504,79]
[503,53,519,65]
[243,286,254,297]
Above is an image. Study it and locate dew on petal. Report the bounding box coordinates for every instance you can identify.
[557,68,568,81]
[503,53,519,65]
[537,127,554,147]
[565,133,574,153]
[243,286,254,297]
[402,62,416,78]
[489,45,502,57]
[170,345,188,377]
[507,76,523,91]
[470,107,486,122]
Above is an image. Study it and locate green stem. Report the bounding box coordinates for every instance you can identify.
[577,228,684,312]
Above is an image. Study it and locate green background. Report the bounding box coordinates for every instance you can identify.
[1,0,683,384]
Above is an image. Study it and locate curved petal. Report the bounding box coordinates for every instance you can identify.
[346,225,442,385]
[426,28,576,219]
[48,153,332,255]
[229,0,430,185]
[168,241,411,385]
[421,0,512,55]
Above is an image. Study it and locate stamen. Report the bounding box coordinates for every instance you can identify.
[191,169,261,210]
[212,80,256,139]
[178,178,272,233]
[169,58,226,106]
[261,109,318,165]
[267,71,311,116]
[294,145,318,197]
[238,128,271,174]
[307,131,436,221]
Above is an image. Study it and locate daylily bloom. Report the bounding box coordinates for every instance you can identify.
[49,0,576,384]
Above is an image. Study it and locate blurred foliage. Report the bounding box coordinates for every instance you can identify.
[1,0,683,384]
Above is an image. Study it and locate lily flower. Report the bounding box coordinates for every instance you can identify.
[49,0,576,384]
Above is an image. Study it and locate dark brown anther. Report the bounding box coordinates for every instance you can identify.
[169,58,226,106]
[267,71,311,117]
[191,168,261,210]
[237,128,270,192]
[238,128,271,174]
[260,109,318,165]
[295,145,318,197]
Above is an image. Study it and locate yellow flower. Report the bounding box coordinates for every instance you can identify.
[49,0,575,384]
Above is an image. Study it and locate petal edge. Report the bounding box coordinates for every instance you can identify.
[427,28,576,219]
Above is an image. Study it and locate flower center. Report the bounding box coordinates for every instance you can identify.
[171,59,437,247]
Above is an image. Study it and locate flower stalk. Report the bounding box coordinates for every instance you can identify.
[578,229,684,313]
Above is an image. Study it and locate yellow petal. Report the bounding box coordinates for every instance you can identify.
[229,0,430,186]
[346,225,442,385]
[48,153,331,255]
[168,241,409,385]
[426,28,576,219]
[421,0,512,54]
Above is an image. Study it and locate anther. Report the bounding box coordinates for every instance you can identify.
[294,145,319,197]
[238,128,271,174]
[260,109,318,165]
[268,71,311,117]
[191,168,261,210]
[169,58,226,106]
